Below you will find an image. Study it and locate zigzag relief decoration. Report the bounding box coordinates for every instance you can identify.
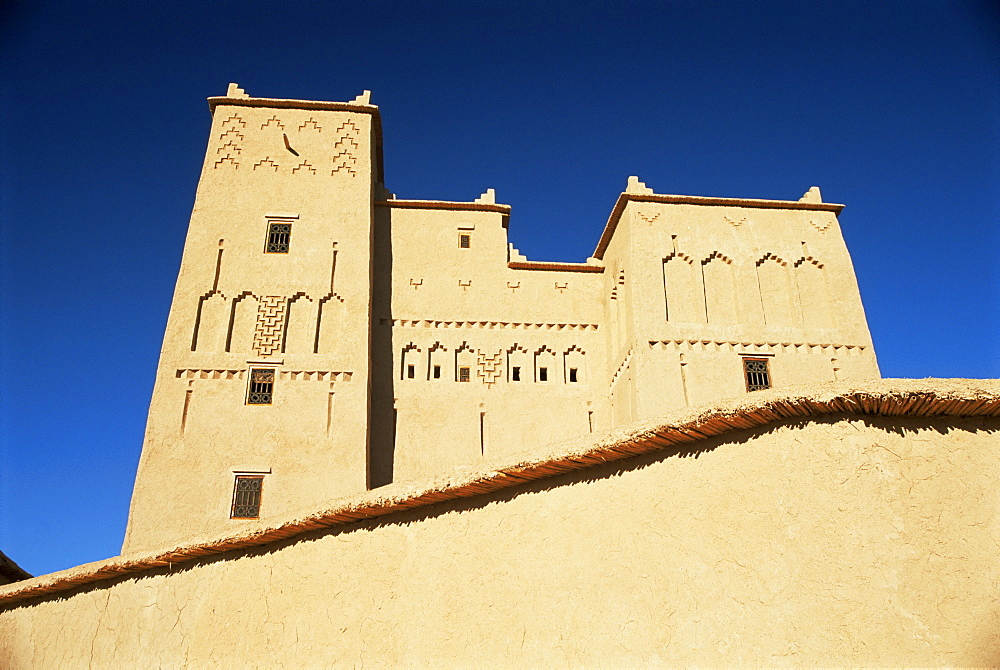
[253,157,279,172]
[381,319,599,331]
[810,219,831,233]
[724,216,749,228]
[331,120,360,176]
[477,351,503,386]
[260,115,285,130]
[637,211,661,224]
[279,371,352,382]
[299,118,322,132]
[648,340,867,355]
[252,296,287,356]
[214,126,245,169]
[176,369,245,379]
[174,369,353,382]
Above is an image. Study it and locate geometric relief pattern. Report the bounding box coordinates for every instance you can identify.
[648,340,868,355]
[252,296,288,356]
[476,351,503,387]
[380,319,599,331]
[331,120,359,176]
[215,119,246,169]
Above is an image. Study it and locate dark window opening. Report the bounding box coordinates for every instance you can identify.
[407,364,415,379]
[231,475,263,518]
[743,358,771,392]
[569,368,578,383]
[539,367,548,382]
[459,234,470,249]
[511,366,520,382]
[265,222,292,253]
[459,366,470,382]
[433,365,441,379]
[247,368,275,404]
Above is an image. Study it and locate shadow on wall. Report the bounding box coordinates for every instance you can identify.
[369,206,395,488]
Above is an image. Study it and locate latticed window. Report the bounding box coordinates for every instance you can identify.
[265,222,292,253]
[743,358,771,392]
[459,234,470,249]
[459,366,470,382]
[247,368,275,404]
[231,475,263,518]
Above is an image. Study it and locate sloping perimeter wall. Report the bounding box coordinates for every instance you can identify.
[1,384,997,667]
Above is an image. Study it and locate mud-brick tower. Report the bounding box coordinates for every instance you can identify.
[123,85,382,552]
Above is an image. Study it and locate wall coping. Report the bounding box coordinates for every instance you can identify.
[375,199,511,214]
[2,378,997,608]
[593,192,846,260]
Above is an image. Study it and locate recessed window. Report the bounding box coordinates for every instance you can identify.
[265,222,292,253]
[231,475,264,519]
[459,366,471,382]
[459,234,470,249]
[433,365,441,379]
[407,364,415,379]
[569,368,578,383]
[538,367,548,382]
[511,366,520,382]
[743,358,771,392]
[247,368,275,404]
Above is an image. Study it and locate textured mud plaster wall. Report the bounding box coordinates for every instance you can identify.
[3,415,997,667]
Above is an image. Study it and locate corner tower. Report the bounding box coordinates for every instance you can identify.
[123,85,382,552]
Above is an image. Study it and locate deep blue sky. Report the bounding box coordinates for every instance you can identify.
[1,1,997,576]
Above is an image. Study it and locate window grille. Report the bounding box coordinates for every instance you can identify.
[459,367,470,382]
[743,358,771,392]
[265,222,292,253]
[231,475,263,518]
[247,368,275,404]
[459,234,470,249]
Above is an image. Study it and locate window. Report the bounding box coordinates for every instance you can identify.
[247,368,275,404]
[459,234,470,249]
[459,366,470,382]
[569,367,578,383]
[265,222,292,253]
[511,366,520,382]
[433,365,441,379]
[743,358,771,392]
[407,364,415,379]
[539,367,548,382]
[231,475,264,518]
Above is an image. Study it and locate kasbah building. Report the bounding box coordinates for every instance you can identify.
[1,85,997,667]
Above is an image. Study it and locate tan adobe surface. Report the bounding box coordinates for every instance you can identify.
[2,378,997,666]
[122,86,881,553]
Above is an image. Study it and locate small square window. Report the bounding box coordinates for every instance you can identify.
[247,368,275,404]
[407,364,415,379]
[539,367,548,382]
[569,368,578,383]
[265,222,292,253]
[459,234,470,248]
[459,367,470,382]
[231,475,263,519]
[511,366,520,382]
[433,365,441,379]
[743,358,771,392]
